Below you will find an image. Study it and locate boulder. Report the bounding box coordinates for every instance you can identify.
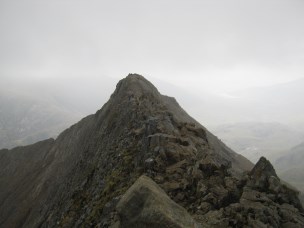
[116,175,201,228]
[248,156,277,190]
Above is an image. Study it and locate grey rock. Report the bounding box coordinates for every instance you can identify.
[116,175,201,228]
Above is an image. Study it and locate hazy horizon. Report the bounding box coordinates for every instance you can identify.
[1,0,304,133]
[1,0,304,92]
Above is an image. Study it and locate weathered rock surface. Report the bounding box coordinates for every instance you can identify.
[195,157,304,227]
[0,74,303,228]
[116,175,200,228]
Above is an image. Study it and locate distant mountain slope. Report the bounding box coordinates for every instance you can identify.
[0,74,303,227]
[0,89,81,149]
[211,122,304,163]
[275,142,304,189]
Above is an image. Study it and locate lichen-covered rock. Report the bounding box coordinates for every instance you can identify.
[116,175,201,228]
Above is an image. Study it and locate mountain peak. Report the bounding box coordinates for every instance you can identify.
[126,73,146,80]
[1,74,303,228]
[111,73,160,99]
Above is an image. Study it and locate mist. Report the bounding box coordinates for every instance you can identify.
[1,1,304,223]
[1,0,304,153]
[1,0,304,89]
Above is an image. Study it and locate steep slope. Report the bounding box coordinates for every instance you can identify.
[0,74,303,228]
[0,139,55,227]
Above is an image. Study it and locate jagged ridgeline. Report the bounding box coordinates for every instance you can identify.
[0,74,303,227]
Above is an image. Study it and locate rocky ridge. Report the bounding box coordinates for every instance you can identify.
[0,74,303,227]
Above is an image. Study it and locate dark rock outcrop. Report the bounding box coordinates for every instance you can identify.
[197,157,304,227]
[0,74,303,228]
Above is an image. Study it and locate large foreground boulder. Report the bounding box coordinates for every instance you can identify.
[116,175,201,228]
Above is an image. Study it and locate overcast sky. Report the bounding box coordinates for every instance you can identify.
[1,0,304,94]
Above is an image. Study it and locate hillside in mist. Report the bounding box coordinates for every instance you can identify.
[1,75,303,227]
[275,142,304,192]
[0,76,118,149]
[212,122,304,163]
[0,89,81,149]
[2,76,304,151]
[1,0,304,226]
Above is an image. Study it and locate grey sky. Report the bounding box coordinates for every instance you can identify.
[1,0,304,94]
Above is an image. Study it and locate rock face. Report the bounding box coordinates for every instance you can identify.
[116,175,200,228]
[208,157,304,227]
[115,156,304,228]
[0,74,303,227]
